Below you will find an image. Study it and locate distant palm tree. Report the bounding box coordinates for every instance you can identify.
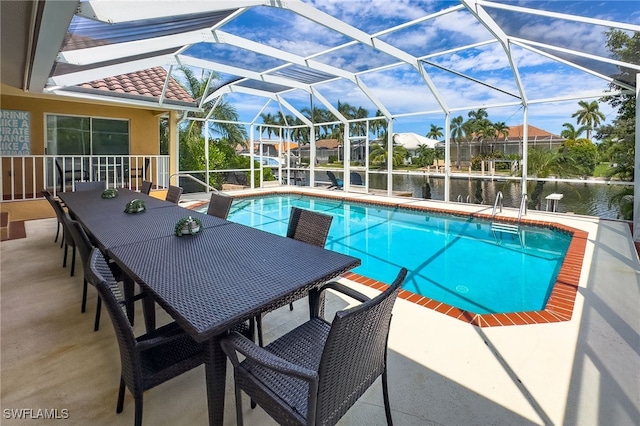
[466,108,490,154]
[328,101,357,141]
[450,115,464,169]
[491,121,509,154]
[560,122,588,140]
[571,100,605,140]
[371,109,387,139]
[301,106,329,138]
[369,139,407,168]
[426,124,443,140]
[493,122,509,140]
[476,121,495,154]
[260,113,276,139]
[526,148,579,209]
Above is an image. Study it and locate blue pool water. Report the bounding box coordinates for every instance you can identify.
[201,194,572,314]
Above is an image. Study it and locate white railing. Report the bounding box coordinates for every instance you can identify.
[1,155,170,201]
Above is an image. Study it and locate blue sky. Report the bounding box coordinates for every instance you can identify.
[188,0,640,140]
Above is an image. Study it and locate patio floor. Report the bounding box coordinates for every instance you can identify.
[1,190,639,425]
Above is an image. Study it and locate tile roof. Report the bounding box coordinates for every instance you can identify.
[506,124,561,139]
[78,67,195,103]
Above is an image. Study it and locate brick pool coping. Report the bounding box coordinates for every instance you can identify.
[189,190,588,327]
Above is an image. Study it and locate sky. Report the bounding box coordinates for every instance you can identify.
[180,0,640,140]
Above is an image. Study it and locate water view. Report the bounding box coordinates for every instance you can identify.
[308,171,626,219]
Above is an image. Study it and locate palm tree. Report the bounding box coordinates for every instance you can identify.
[260,113,276,139]
[526,148,579,209]
[493,122,509,140]
[450,115,464,169]
[466,108,490,154]
[178,66,247,146]
[426,124,443,140]
[571,100,605,140]
[369,138,407,169]
[301,106,329,138]
[476,121,495,155]
[328,101,357,141]
[560,122,588,140]
[371,109,387,139]
[350,106,369,137]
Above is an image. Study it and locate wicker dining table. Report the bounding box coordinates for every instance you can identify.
[59,188,361,426]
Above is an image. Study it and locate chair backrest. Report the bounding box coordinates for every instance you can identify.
[140,180,153,195]
[58,211,78,248]
[165,185,183,203]
[286,207,333,248]
[315,267,407,425]
[75,181,106,192]
[207,192,233,219]
[43,190,63,218]
[85,248,141,393]
[66,217,94,266]
[326,171,342,188]
[350,172,363,185]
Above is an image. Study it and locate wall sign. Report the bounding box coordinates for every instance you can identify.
[1,109,31,155]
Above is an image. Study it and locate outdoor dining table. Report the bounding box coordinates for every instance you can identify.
[59,187,361,426]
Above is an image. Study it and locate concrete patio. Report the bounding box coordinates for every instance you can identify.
[1,196,639,425]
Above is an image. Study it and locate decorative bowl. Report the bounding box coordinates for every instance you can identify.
[175,216,202,236]
[124,199,146,214]
[101,188,119,199]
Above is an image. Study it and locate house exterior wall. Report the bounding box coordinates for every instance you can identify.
[1,92,172,198]
[1,94,163,155]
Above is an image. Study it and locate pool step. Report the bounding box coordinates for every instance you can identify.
[491,221,520,234]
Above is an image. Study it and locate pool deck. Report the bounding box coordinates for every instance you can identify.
[1,187,639,425]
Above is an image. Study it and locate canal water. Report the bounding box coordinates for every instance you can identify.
[311,171,628,220]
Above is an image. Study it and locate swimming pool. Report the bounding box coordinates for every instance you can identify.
[199,194,573,315]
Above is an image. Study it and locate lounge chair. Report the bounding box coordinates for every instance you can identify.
[221,267,408,426]
[350,171,363,185]
[326,171,343,189]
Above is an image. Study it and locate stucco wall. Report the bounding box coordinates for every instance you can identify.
[1,94,164,155]
[1,93,173,197]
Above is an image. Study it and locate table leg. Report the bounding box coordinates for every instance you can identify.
[204,336,226,426]
[308,288,326,319]
[141,295,156,333]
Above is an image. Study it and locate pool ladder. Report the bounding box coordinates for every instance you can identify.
[491,193,528,244]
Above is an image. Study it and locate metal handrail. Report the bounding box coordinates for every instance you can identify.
[169,173,219,193]
[518,193,528,223]
[492,191,503,218]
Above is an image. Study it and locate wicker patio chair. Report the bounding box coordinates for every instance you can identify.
[221,267,408,426]
[75,180,107,191]
[55,158,89,193]
[255,207,333,346]
[140,180,152,195]
[206,192,233,219]
[66,219,141,331]
[85,248,205,426]
[58,208,78,276]
[165,185,182,204]
[42,190,63,245]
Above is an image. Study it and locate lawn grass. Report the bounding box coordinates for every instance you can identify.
[593,162,612,177]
